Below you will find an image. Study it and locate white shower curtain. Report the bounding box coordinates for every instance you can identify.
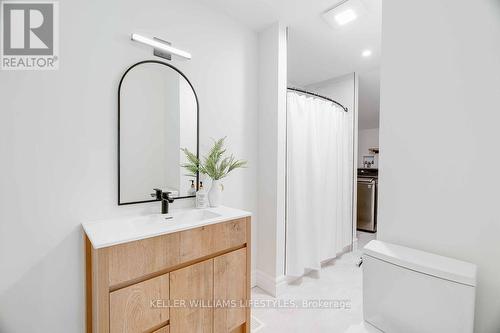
[286,91,353,277]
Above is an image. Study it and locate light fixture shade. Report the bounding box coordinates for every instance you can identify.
[334,9,357,26]
[131,33,192,60]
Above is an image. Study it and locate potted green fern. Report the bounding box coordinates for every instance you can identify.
[181,137,247,207]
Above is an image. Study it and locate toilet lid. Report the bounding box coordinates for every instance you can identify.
[363,240,477,286]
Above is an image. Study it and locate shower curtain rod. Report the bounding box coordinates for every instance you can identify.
[287,87,349,112]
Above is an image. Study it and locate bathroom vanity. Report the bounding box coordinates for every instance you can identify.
[88,57,253,332]
[83,206,251,333]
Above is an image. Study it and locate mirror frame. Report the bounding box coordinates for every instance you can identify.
[117,60,200,205]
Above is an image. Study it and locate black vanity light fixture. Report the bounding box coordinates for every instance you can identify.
[130,33,192,61]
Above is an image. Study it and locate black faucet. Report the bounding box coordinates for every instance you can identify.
[151,188,175,214]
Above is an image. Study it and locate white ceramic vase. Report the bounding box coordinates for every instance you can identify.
[208,179,224,207]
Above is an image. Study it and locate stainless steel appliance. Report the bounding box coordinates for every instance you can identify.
[357,168,378,232]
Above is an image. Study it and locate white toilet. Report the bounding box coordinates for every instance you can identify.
[347,240,477,333]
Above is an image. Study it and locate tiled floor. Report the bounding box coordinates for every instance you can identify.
[251,231,376,333]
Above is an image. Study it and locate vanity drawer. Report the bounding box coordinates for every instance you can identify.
[107,218,247,287]
[108,232,180,287]
[179,219,247,262]
[110,273,169,333]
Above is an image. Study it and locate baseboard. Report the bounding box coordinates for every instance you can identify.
[254,245,354,297]
[254,270,287,297]
[343,243,354,255]
[352,238,359,251]
[255,270,276,296]
[275,274,287,296]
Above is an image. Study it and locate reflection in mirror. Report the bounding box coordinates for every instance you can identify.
[119,61,198,204]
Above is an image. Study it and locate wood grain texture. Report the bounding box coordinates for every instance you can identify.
[152,326,170,333]
[214,248,247,333]
[229,325,244,333]
[179,219,246,262]
[244,217,251,333]
[92,246,110,333]
[170,259,214,333]
[87,217,251,333]
[213,219,247,253]
[86,236,92,333]
[108,232,180,287]
[110,274,169,333]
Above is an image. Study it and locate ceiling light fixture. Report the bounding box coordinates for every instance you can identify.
[334,9,357,26]
[322,0,368,30]
[362,50,372,57]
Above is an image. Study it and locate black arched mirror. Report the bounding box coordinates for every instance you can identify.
[118,61,199,205]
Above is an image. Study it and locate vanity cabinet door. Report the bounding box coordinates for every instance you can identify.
[152,326,169,333]
[110,274,169,333]
[170,259,214,333]
[214,248,247,333]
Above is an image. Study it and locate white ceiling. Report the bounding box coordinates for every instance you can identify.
[195,0,381,129]
[195,0,381,85]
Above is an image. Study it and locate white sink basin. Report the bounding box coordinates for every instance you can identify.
[166,209,221,224]
[82,206,251,249]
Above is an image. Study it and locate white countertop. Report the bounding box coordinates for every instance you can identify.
[82,206,251,249]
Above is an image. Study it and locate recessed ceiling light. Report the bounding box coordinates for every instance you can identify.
[362,50,372,57]
[334,9,357,26]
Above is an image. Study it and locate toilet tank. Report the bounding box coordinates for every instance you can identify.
[362,240,476,333]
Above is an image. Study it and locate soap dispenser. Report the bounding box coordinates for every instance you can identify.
[188,180,196,196]
[196,181,209,208]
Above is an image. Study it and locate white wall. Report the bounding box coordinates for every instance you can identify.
[306,73,356,113]
[358,68,380,130]
[0,0,259,331]
[256,22,287,296]
[379,1,500,332]
[358,128,379,168]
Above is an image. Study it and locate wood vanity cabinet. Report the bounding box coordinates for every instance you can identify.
[86,217,251,333]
